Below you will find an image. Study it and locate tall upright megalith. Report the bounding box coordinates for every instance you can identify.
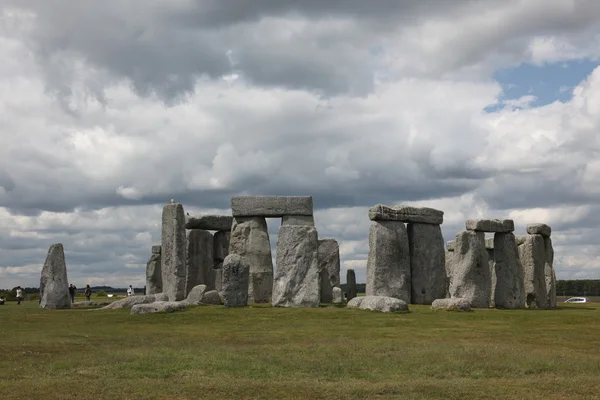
[445,241,455,298]
[544,236,557,308]
[161,200,187,301]
[493,233,525,309]
[221,254,250,307]
[519,234,548,309]
[408,223,445,304]
[450,230,490,308]
[186,229,214,294]
[485,238,496,307]
[347,269,357,301]
[39,243,71,309]
[146,245,162,295]
[318,239,341,303]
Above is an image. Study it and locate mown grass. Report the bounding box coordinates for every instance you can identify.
[1,298,599,400]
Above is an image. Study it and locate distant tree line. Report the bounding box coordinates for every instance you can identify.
[556,280,600,296]
[0,285,145,301]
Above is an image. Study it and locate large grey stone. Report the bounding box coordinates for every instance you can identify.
[214,268,223,292]
[346,269,357,300]
[318,239,341,303]
[369,204,443,224]
[493,233,525,309]
[161,202,187,301]
[39,243,71,309]
[444,249,454,298]
[72,301,111,308]
[408,223,446,305]
[201,290,222,305]
[231,196,313,217]
[544,237,557,308]
[515,235,527,246]
[130,301,188,314]
[449,230,490,308]
[272,225,320,307]
[527,223,551,237]
[487,248,496,307]
[347,296,409,313]
[229,217,273,303]
[213,231,231,266]
[465,219,514,233]
[519,234,549,309]
[446,241,455,251]
[431,298,471,311]
[145,245,162,295]
[332,287,344,304]
[185,215,233,231]
[281,215,315,226]
[366,221,411,303]
[221,254,250,307]
[185,229,214,294]
[183,284,207,305]
[102,294,158,309]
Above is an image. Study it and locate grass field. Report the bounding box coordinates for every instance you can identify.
[1,298,600,400]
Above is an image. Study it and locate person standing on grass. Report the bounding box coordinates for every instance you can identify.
[84,285,92,301]
[68,284,76,303]
[127,285,134,297]
[16,286,23,305]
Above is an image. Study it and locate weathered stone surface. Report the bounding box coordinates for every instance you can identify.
[493,233,525,309]
[544,237,557,308]
[185,215,233,231]
[449,230,490,308]
[519,234,549,309]
[231,196,313,217]
[146,245,162,295]
[221,254,250,307]
[347,296,409,313]
[214,268,223,292]
[272,225,320,307]
[102,295,158,309]
[527,223,551,237]
[161,202,187,301]
[408,223,446,305]
[487,248,496,307]
[229,217,273,303]
[347,269,357,300]
[446,241,455,251]
[39,243,71,309]
[515,235,527,246]
[369,204,443,224]
[318,239,341,303]
[72,301,111,308]
[281,215,315,226]
[155,292,169,301]
[332,287,344,304]
[465,219,514,233]
[185,229,214,294]
[213,231,231,266]
[485,238,494,249]
[444,249,454,298]
[431,298,472,311]
[130,301,188,314]
[201,290,222,305]
[366,221,411,303]
[183,284,207,305]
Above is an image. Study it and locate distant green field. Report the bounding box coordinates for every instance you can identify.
[1,300,599,400]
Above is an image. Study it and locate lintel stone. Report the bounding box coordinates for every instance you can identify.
[231,196,313,217]
[526,223,551,237]
[185,215,233,231]
[368,204,443,224]
[465,219,514,233]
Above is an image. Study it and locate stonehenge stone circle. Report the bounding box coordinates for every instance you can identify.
[493,233,525,308]
[185,214,233,231]
[231,196,313,217]
[526,223,551,237]
[369,204,443,225]
[519,234,549,309]
[229,216,274,303]
[366,221,411,303]
[272,225,320,307]
[466,219,514,233]
[318,239,341,303]
[161,202,187,301]
[431,298,471,311]
[408,222,446,304]
[145,245,162,295]
[346,269,357,300]
[39,243,71,309]
[449,230,490,308]
[221,254,250,307]
[347,296,409,313]
[185,229,215,294]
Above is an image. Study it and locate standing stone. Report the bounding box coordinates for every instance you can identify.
[487,249,496,307]
[332,287,344,304]
[39,243,71,309]
[544,236,557,308]
[161,202,187,301]
[146,245,162,295]
[213,231,231,268]
[519,234,548,309]
[185,229,214,294]
[221,254,250,307]
[318,239,341,303]
[449,230,490,308]
[366,221,411,303]
[229,217,273,303]
[408,223,445,304]
[272,225,320,307]
[493,233,525,309]
[347,269,357,300]
[445,241,455,298]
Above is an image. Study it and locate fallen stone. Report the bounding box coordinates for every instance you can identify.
[526,223,551,237]
[368,204,443,224]
[185,229,214,294]
[221,254,250,307]
[318,239,341,303]
[544,237,557,308]
[131,301,188,315]
[281,215,315,226]
[519,234,549,309]
[201,290,222,305]
[431,298,471,311]
[213,231,231,265]
[332,287,344,304]
[185,215,233,231]
[347,296,409,313]
[231,196,313,217]
[493,233,525,309]
[161,202,187,301]
[366,221,411,303]
[272,225,320,307]
[102,295,158,310]
[229,217,273,303]
[146,245,162,295]
[183,284,207,305]
[408,223,446,305]
[72,301,111,308]
[465,219,514,233]
[347,269,357,301]
[449,230,490,308]
[39,243,71,309]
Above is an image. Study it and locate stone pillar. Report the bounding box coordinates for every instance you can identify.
[40,243,71,309]
[318,239,340,303]
[161,201,187,301]
[449,230,490,308]
[493,233,525,308]
[146,245,162,295]
[519,234,548,309]
[185,229,214,294]
[229,217,274,303]
[221,254,250,307]
[445,241,455,298]
[272,225,320,307]
[346,269,357,300]
[408,223,445,304]
[484,238,495,307]
[544,237,557,308]
[366,221,411,303]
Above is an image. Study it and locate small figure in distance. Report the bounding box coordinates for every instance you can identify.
[16,286,23,305]
[68,284,77,304]
[127,285,134,297]
[0,296,5,305]
[84,285,92,301]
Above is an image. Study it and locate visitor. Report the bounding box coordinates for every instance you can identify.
[84,285,92,301]
[16,286,23,305]
[127,285,134,297]
[0,296,5,305]
[68,284,77,303]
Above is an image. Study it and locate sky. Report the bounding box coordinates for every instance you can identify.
[1,0,600,289]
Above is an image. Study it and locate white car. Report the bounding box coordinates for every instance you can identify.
[564,297,588,303]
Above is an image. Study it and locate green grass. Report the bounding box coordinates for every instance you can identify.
[1,300,600,400]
